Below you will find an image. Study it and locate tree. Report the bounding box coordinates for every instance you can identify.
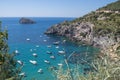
[0,21,21,80]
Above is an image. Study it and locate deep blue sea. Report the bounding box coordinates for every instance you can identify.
[0,17,98,80]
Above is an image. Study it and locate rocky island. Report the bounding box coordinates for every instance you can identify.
[19,18,36,24]
[45,1,120,50]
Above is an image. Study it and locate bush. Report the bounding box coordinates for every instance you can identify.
[51,45,120,80]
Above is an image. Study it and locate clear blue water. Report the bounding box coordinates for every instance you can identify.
[0,17,98,80]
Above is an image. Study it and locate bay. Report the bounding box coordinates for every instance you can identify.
[0,17,98,80]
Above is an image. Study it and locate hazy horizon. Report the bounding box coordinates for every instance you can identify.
[0,0,117,17]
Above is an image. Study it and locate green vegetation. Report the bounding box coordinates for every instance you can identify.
[98,0,120,11]
[52,44,120,80]
[0,22,21,80]
[72,11,120,37]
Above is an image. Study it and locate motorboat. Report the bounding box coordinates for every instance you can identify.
[29,60,37,65]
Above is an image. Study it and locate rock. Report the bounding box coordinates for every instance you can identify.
[45,21,117,50]
[19,18,36,24]
[45,22,94,45]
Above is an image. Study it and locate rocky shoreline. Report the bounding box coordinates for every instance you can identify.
[45,21,118,50]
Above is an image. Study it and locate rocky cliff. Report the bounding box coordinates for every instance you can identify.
[45,22,94,45]
[45,22,117,50]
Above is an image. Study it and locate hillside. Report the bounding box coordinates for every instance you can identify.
[45,0,120,50]
[98,0,120,11]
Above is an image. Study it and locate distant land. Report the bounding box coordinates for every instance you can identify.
[19,17,36,24]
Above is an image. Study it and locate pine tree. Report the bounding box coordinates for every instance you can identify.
[0,21,21,80]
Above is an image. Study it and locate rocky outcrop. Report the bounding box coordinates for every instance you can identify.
[45,22,116,50]
[19,18,36,24]
[45,22,94,44]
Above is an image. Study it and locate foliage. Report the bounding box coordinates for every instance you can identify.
[52,45,120,80]
[0,22,21,80]
[98,0,120,11]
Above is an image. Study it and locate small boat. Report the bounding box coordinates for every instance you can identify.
[46,51,52,54]
[19,72,26,77]
[37,68,43,74]
[50,55,55,59]
[58,63,63,66]
[29,60,37,65]
[17,60,23,65]
[26,38,30,41]
[58,51,65,54]
[53,41,60,45]
[15,50,19,54]
[63,40,66,43]
[30,49,33,52]
[44,60,50,64]
[55,46,59,49]
[47,45,52,48]
[36,45,39,47]
[43,40,47,42]
[32,53,37,57]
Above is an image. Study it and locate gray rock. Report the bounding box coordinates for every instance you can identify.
[19,18,36,24]
[45,22,116,49]
[45,22,94,44]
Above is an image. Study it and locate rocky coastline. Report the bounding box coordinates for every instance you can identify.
[45,21,119,50]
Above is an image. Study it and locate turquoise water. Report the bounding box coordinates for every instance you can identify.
[0,17,98,80]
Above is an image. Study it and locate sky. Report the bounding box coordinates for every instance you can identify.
[0,0,117,17]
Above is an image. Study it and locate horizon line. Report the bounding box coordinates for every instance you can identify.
[0,16,77,18]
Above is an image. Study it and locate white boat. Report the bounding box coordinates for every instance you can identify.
[44,60,50,64]
[50,55,55,59]
[30,49,33,52]
[19,72,26,76]
[55,46,59,49]
[58,51,65,54]
[63,40,66,43]
[58,63,63,66]
[17,60,23,65]
[36,45,39,47]
[43,40,47,42]
[46,51,52,54]
[53,41,60,45]
[29,60,37,65]
[47,45,51,48]
[26,38,30,41]
[37,68,43,74]
[15,50,19,54]
[32,53,37,57]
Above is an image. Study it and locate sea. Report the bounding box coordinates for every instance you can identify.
[0,17,98,80]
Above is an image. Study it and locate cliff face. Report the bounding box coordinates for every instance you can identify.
[45,22,116,49]
[45,22,94,44]
[45,1,120,50]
